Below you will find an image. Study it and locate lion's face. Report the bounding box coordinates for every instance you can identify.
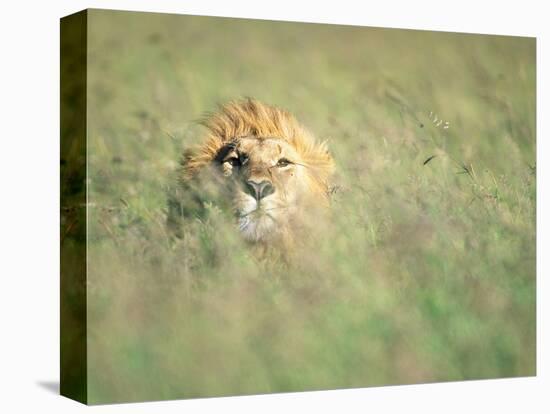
[216,137,308,242]
[175,99,334,247]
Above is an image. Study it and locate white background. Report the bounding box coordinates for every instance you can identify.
[0,0,547,412]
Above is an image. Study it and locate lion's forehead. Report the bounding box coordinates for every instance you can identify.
[237,137,298,163]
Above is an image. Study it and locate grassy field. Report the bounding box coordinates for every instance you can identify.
[82,9,535,404]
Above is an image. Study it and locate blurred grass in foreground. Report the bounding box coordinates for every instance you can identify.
[80,9,535,403]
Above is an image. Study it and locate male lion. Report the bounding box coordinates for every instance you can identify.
[167,98,334,250]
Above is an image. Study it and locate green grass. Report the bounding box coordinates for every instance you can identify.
[82,9,535,403]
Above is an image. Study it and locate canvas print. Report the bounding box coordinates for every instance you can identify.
[60,9,536,405]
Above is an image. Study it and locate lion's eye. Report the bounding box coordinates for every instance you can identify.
[276,158,292,167]
[226,157,240,167]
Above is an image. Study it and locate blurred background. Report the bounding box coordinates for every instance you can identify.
[77,9,535,403]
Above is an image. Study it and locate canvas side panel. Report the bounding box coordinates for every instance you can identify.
[60,9,88,405]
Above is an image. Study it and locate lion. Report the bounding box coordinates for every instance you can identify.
[167,98,334,250]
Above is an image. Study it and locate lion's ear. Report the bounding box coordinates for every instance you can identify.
[309,141,335,177]
[296,139,335,199]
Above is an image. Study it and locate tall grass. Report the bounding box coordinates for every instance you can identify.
[83,10,535,403]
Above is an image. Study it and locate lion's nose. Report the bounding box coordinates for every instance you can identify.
[245,180,275,201]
